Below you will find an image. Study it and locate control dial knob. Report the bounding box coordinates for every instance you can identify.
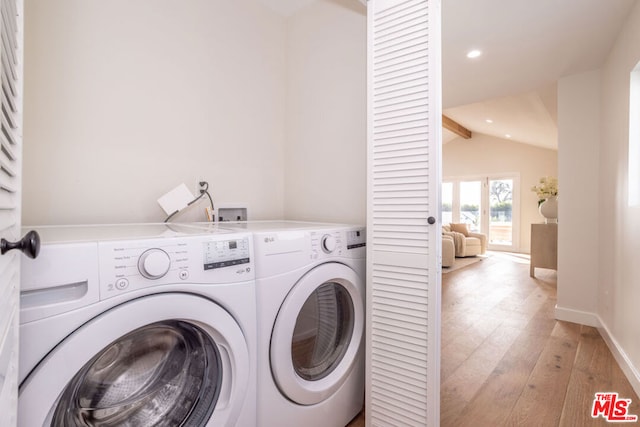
[321,234,337,254]
[138,249,171,279]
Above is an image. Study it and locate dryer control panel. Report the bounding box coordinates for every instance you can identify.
[346,228,366,250]
[310,227,366,260]
[98,233,253,300]
[252,226,366,278]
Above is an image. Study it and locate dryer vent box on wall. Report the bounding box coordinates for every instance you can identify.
[217,205,248,222]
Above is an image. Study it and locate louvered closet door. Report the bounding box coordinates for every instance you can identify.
[0,0,23,425]
[366,0,441,426]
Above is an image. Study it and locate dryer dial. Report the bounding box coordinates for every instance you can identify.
[321,234,337,254]
[138,249,171,279]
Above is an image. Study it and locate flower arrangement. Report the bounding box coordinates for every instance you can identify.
[531,176,558,205]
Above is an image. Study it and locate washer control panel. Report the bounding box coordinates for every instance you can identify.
[98,233,253,300]
[203,238,250,270]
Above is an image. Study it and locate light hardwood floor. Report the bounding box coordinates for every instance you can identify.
[348,251,640,426]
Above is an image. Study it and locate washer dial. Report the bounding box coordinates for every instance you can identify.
[138,249,171,279]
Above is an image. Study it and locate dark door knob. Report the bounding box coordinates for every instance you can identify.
[427,216,436,225]
[1,230,41,259]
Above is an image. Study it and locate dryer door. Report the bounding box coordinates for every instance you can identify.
[19,293,249,427]
[270,263,364,405]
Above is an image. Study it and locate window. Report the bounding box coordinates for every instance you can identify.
[443,175,520,251]
[460,180,482,233]
[442,182,453,225]
[489,178,514,246]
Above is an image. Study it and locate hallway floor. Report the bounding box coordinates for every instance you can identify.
[441,252,640,426]
[348,251,640,426]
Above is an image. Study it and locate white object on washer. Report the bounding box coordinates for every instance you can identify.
[157,183,194,216]
[18,223,256,427]
[223,221,366,427]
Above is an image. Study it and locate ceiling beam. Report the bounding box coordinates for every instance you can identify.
[442,115,472,139]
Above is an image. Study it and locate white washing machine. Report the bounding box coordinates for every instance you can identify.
[223,221,366,427]
[18,223,257,427]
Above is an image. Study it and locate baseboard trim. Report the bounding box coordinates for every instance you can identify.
[597,318,640,399]
[554,305,600,327]
[554,306,640,398]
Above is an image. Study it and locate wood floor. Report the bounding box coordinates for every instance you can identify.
[347,251,640,426]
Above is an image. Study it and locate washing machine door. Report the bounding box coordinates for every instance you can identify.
[270,263,364,405]
[19,293,249,427]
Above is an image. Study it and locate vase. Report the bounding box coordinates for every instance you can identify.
[539,196,558,224]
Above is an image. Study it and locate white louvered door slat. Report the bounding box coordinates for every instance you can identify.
[366,0,441,426]
[0,0,22,425]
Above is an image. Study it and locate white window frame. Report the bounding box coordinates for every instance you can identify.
[443,173,520,251]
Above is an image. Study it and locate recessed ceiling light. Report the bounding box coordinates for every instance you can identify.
[505,134,512,138]
[466,49,482,59]
[485,119,493,124]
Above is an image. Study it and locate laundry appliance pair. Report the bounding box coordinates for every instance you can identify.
[18,221,366,427]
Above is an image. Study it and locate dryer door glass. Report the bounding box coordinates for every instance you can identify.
[51,320,222,427]
[291,282,354,381]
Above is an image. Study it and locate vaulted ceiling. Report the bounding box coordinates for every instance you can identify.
[442,0,636,149]
[257,0,638,149]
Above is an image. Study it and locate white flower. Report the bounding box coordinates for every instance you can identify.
[531,176,558,202]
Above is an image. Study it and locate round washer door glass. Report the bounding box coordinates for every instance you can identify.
[270,263,364,405]
[19,293,251,427]
[291,282,354,381]
[51,320,221,427]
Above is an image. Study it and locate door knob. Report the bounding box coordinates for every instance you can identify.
[1,230,41,259]
[427,217,436,225]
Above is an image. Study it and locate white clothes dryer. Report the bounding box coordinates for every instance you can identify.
[223,221,366,427]
[18,223,256,427]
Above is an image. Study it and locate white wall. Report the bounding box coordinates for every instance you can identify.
[22,0,287,225]
[555,70,601,324]
[442,133,557,253]
[284,0,367,225]
[598,0,640,391]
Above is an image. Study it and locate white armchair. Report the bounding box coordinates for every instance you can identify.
[442,234,455,267]
[443,224,487,257]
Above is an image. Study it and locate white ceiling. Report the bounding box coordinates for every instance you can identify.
[258,0,638,149]
[443,84,559,149]
[442,0,637,149]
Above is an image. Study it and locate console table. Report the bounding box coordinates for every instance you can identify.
[530,223,557,277]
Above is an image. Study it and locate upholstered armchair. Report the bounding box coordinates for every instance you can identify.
[442,234,455,267]
[443,224,487,257]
